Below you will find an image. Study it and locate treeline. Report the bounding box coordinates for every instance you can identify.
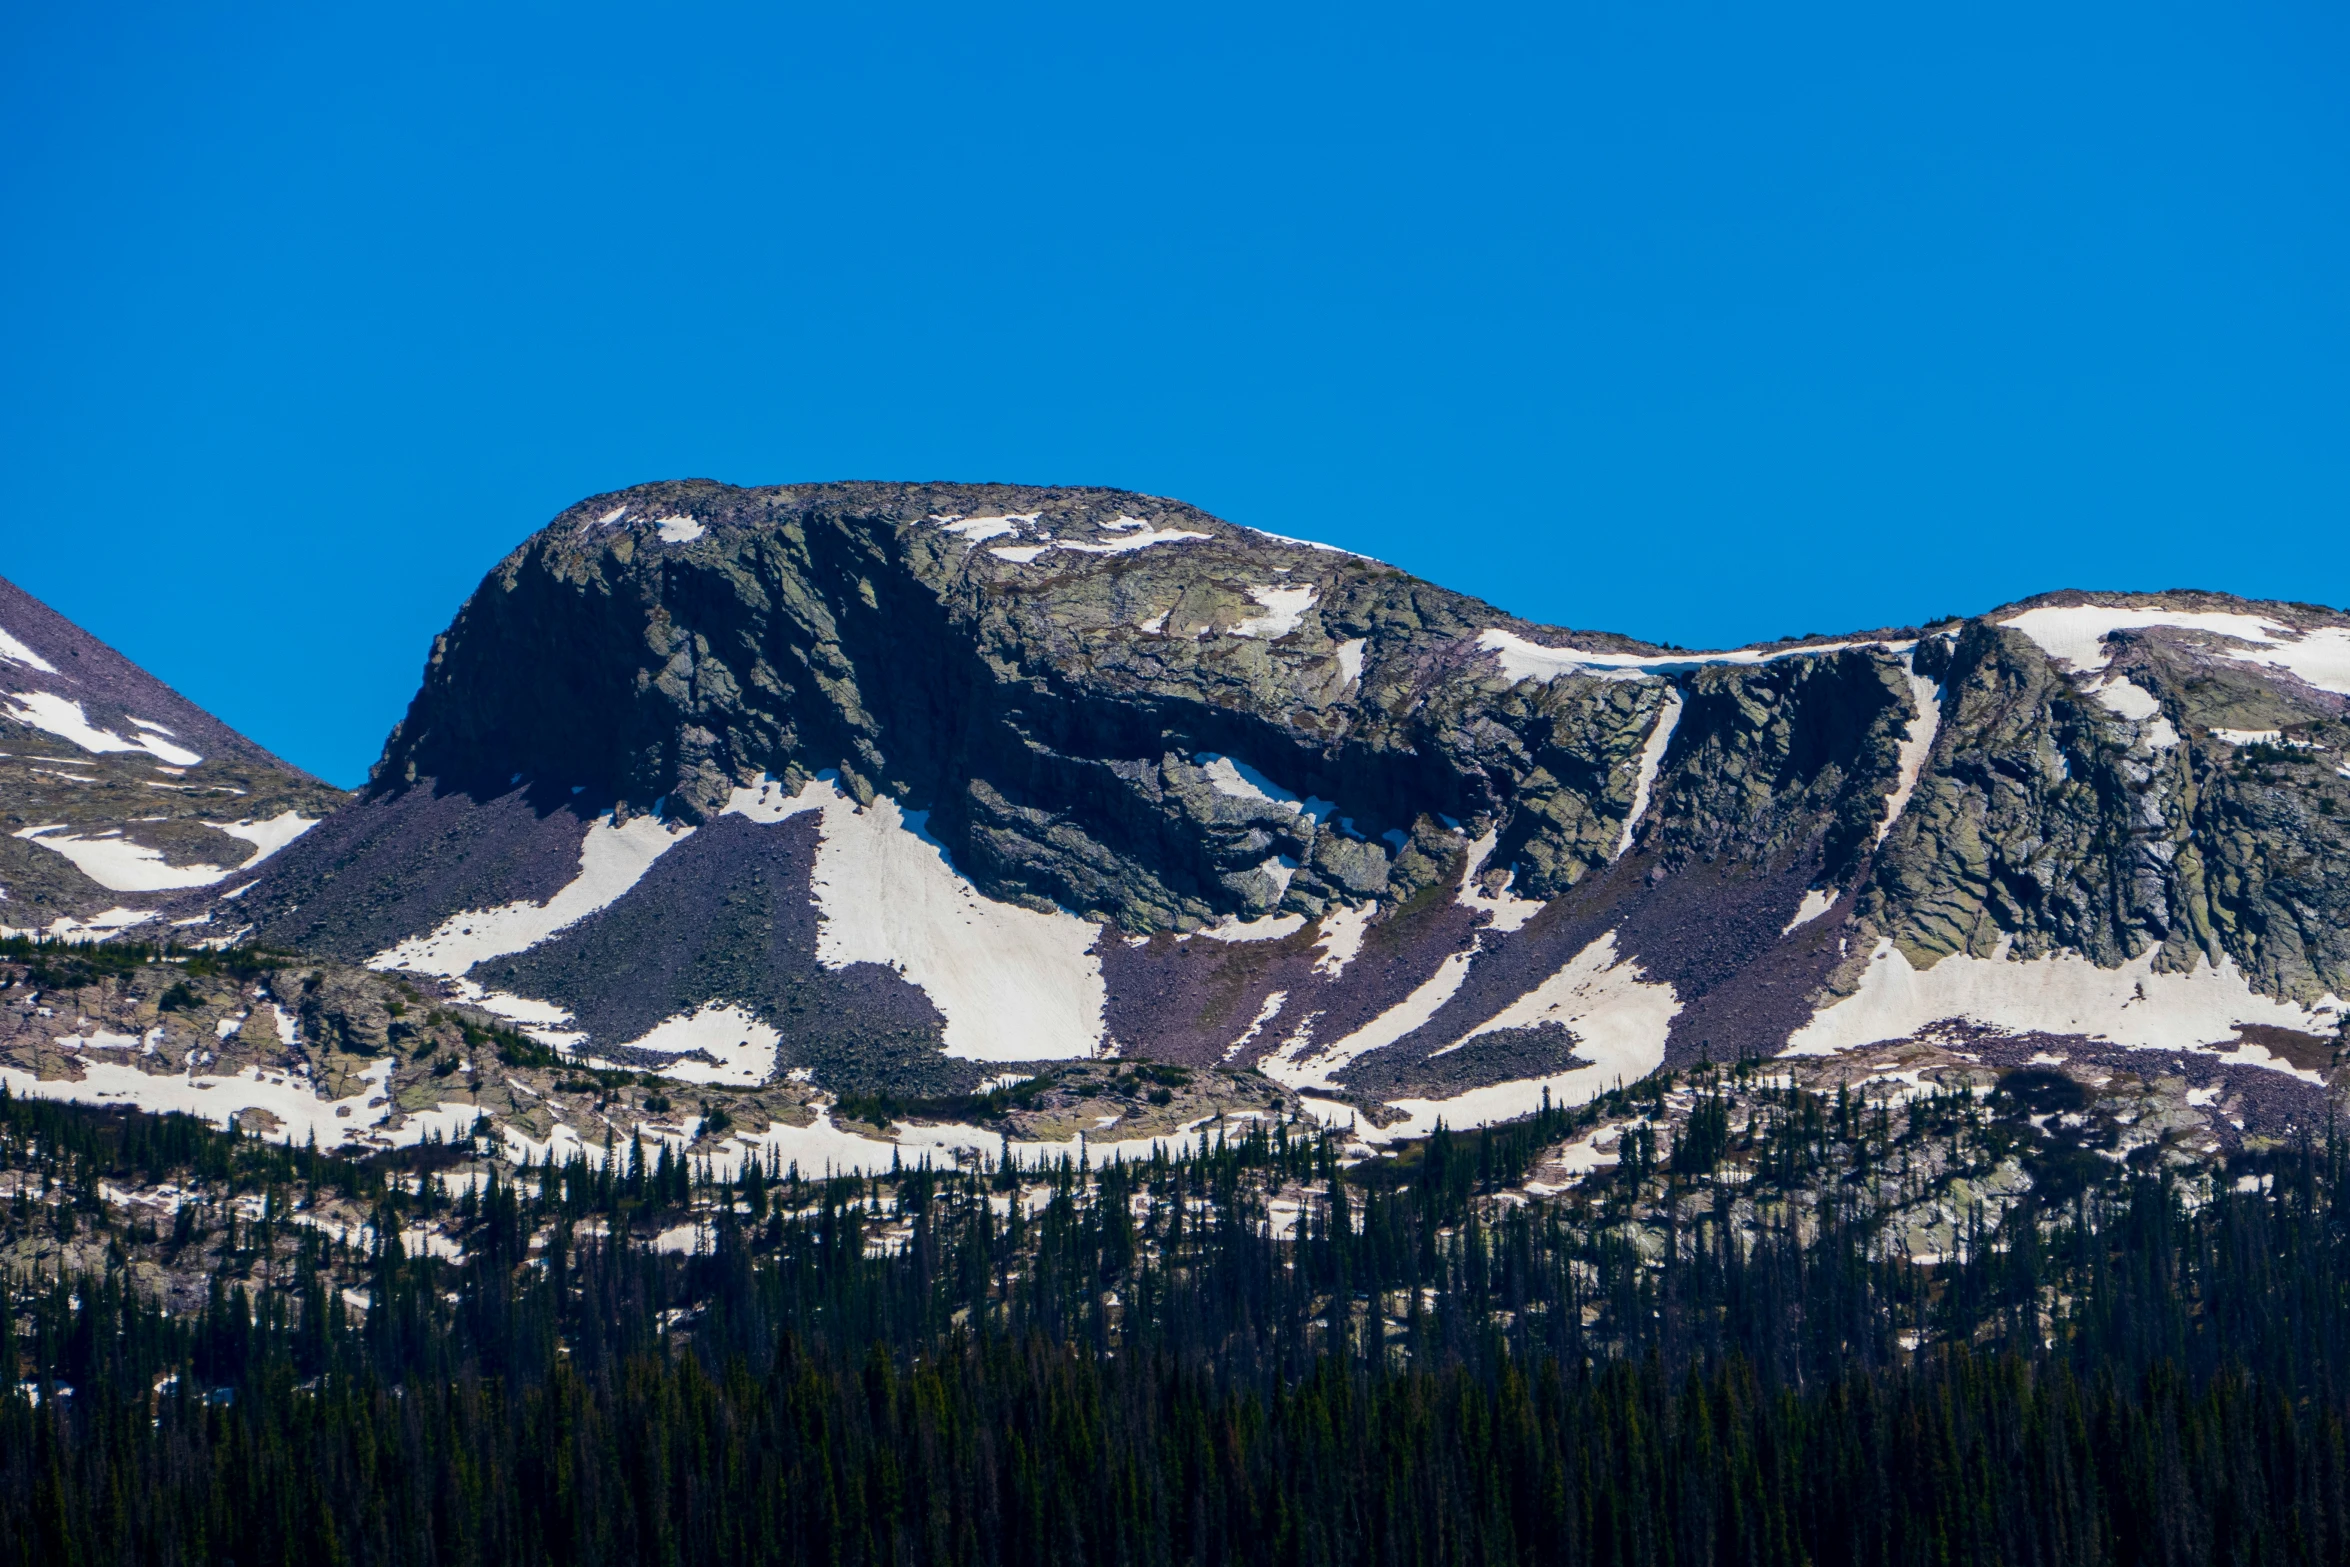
[0,1090,2346,1562]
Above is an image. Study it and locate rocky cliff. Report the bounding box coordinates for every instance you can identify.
[198,481,2344,1139]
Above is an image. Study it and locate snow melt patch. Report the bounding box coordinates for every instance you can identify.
[1224,991,1288,1061]
[0,1058,394,1148]
[715,1104,1237,1181]
[732,775,1107,1061]
[1615,692,1682,860]
[1877,663,1941,846]
[369,810,692,976]
[0,627,58,674]
[971,512,1211,561]
[1783,889,1837,935]
[1477,629,1903,686]
[13,826,233,892]
[2212,729,2281,747]
[1787,939,2342,1072]
[1232,585,1318,639]
[1194,754,1333,822]
[1310,904,1374,978]
[2088,678,2182,750]
[0,906,157,943]
[1351,933,1680,1137]
[1268,949,1478,1093]
[1457,831,1542,934]
[2092,677,2162,722]
[938,515,1024,545]
[1996,605,2288,672]
[1049,527,1212,556]
[1198,910,1308,943]
[1334,638,1365,685]
[2230,626,2350,696]
[209,811,318,868]
[609,1005,778,1087]
[1450,931,1680,1062]
[655,516,707,543]
[3,691,201,764]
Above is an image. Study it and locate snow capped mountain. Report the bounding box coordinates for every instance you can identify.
[184,481,2346,1140]
[0,574,345,941]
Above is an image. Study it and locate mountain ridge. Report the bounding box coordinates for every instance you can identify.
[3,481,2344,1160]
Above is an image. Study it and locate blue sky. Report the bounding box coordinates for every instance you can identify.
[4,2,2344,786]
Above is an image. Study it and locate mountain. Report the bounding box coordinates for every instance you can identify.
[0,575,345,940]
[190,479,2346,1144]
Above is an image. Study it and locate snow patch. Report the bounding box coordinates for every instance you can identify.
[1310,904,1374,978]
[0,1058,394,1149]
[1193,754,1332,822]
[1996,605,2289,672]
[735,775,1106,1061]
[1450,931,1680,1064]
[655,516,706,543]
[2212,729,2281,747]
[1197,912,1308,943]
[1615,692,1682,860]
[4,691,202,765]
[715,1104,1238,1181]
[609,1005,778,1087]
[1232,585,1319,639]
[0,627,58,673]
[1241,525,1380,562]
[1878,661,1942,846]
[1478,629,1901,685]
[209,811,318,868]
[0,906,157,942]
[2230,626,2350,696]
[13,826,233,891]
[937,515,1024,545]
[369,810,692,976]
[1783,889,1837,935]
[1787,938,2342,1073]
[1457,830,1542,933]
[1268,949,1478,1093]
[1224,991,1288,1061]
[2092,677,2161,721]
[1049,527,1212,556]
[1334,638,1365,685]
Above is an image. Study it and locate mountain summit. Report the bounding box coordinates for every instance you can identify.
[174,480,2348,1139]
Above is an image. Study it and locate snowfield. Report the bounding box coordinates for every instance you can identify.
[724,774,1106,1061]
[369,809,692,976]
[1787,938,2344,1070]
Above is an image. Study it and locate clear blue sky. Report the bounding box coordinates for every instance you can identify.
[4,3,2344,786]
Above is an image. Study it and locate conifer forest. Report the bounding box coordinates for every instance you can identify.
[2,1062,2347,1566]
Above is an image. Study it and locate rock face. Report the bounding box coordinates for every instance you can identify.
[0,575,345,939]
[157,483,2350,1130]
